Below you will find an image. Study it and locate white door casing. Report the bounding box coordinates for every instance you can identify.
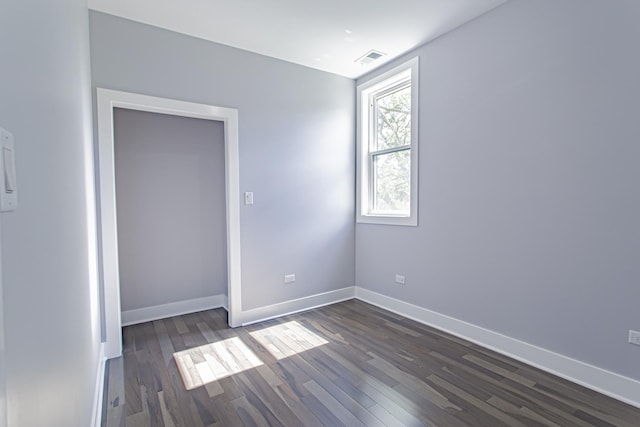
[96,88,242,358]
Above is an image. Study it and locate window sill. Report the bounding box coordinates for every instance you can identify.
[356,214,417,227]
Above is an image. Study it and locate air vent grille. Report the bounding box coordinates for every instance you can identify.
[356,50,386,65]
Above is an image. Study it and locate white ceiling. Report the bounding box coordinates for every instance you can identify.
[88,0,509,79]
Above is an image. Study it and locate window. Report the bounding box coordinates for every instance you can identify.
[357,57,419,226]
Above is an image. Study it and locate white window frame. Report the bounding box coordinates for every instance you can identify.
[357,57,419,226]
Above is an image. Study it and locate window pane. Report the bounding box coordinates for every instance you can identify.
[373,149,410,213]
[375,85,411,151]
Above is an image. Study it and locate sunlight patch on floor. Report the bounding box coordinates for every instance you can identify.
[249,320,328,360]
[174,336,263,390]
[174,321,328,390]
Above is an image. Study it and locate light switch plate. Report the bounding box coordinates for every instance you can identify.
[0,127,17,212]
[244,191,254,205]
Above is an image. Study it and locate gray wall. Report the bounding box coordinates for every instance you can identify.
[90,12,356,311]
[356,0,640,380]
[0,1,102,426]
[114,109,227,310]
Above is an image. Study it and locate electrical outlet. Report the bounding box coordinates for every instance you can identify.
[629,330,640,346]
[284,274,296,284]
[395,274,406,285]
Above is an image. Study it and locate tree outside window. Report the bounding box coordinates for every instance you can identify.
[357,57,418,226]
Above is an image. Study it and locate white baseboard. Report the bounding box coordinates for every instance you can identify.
[237,286,356,326]
[91,343,106,427]
[116,286,640,409]
[355,287,640,409]
[121,294,227,326]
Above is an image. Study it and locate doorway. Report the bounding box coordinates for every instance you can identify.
[96,89,242,359]
[114,108,227,324]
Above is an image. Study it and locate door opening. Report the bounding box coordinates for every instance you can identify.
[113,109,227,325]
[96,89,242,359]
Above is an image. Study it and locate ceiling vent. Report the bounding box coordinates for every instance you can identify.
[356,50,386,65]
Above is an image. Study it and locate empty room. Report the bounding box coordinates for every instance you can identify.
[0,0,639,426]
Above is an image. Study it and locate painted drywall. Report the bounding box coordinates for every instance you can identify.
[356,0,640,381]
[114,108,227,310]
[0,0,103,426]
[0,224,5,426]
[89,12,355,312]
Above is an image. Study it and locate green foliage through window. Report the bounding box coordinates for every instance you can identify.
[357,57,418,226]
[374,84,411,151]
[370,82,411,214]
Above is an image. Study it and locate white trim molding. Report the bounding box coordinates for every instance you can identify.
[238,287,356,326]
[91,344,106,427]
[121,295,227,326]
[96,279,640,411]
[356,57,419,226]
[96,88,242,359]
[355,287,640,409]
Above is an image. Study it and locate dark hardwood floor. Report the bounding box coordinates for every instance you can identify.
[102,300,640,426]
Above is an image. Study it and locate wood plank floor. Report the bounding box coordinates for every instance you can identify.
[102,300,640,426]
